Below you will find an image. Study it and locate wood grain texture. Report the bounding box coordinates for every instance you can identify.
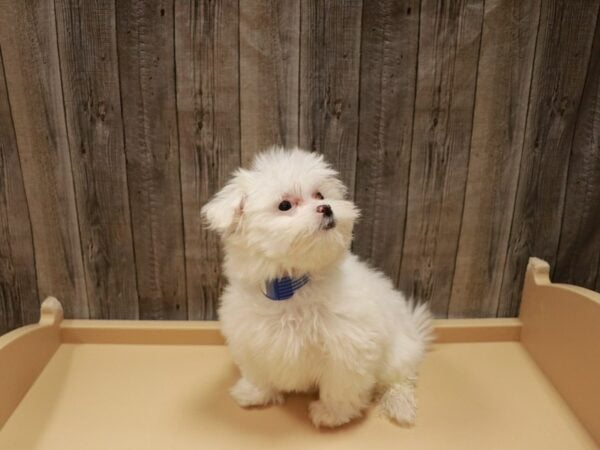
[0,0,88,319]
[398,0,484,316]
[175,0,240,320]
[353,0,420,281]
[498,0,600,317]
[1,1,600,326]
[448,0,541,318]
[0,49,39,334]
[55,0,139,320]
[299,0,362,193]
[116,0,186,320]
[554,16,600,292]
[240,0,299,165]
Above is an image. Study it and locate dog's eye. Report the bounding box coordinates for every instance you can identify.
[278,200,292,211]
[314,192,324,200]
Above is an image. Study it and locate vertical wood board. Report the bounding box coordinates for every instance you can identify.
[0,48,39,333]
[175,0,241,319]
[55,0,139,319]
[554,16,600,292]
[449,0,541,317]
[117,0,186,319]
[0,0,88,319]
[399,0,484,316]
[239,0,300,165]
[299,0,363,194]
[353,0,420,282]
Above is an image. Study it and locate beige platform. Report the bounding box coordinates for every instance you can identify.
[1,258,598,449]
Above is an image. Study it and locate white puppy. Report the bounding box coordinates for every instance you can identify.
[202,147,432,428]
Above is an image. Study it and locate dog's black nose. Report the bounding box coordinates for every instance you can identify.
[316,204,333,217]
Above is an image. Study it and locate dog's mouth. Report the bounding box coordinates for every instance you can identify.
[321,217,336,230]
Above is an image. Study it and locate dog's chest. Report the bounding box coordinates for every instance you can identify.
[226,301,332,390]
[254,303,328,356]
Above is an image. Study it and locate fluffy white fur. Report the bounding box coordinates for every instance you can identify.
[202,147,433,428]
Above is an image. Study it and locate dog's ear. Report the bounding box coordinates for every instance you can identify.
[201,169,248,234]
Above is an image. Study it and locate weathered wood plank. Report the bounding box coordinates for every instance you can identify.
[0,0,88,319]
[54,0,139,320]
[499,0,600,317]
[353,0,420,281]
[0,48,39,334]
[175,0,240,320]
[448,0,541,318]
[117,0,186,320]
[398,0,484,317]
[554,16,600,293]
[240,0,299,164]
[299,0,362,193]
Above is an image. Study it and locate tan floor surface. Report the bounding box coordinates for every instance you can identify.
[0,341,596,450]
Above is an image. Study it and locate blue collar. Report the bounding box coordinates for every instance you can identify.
[264,274,310,301]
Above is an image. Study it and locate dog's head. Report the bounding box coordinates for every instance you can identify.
[202,148,359,276]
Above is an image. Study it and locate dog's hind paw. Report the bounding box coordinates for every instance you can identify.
[230,377,284,407]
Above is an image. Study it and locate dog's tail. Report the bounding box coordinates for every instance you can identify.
[407,300,435,348]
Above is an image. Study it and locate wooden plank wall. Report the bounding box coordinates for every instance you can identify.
[0,0,599,333]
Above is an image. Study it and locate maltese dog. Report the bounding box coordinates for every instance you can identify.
[202,147,432,428]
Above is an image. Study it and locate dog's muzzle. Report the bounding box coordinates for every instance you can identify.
[317,204,336,229]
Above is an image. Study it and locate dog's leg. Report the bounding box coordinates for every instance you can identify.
[309,366,374,428]
[378,375,418,425]
[379,319,427,426]
[230,377,284,407]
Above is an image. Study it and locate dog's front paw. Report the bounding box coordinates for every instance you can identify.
[230,377,284,408]
[379,382,417,426]
[309,400,356,428]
